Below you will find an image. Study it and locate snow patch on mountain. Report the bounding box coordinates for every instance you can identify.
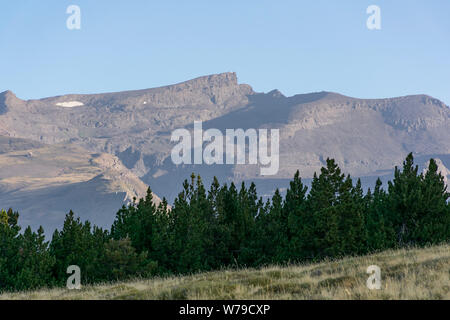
[55,101,84,108]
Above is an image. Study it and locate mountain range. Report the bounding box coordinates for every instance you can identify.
[1,72,449,233]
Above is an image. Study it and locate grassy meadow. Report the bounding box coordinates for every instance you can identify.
[1,244,449,300]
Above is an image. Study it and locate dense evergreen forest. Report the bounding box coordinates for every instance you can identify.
[0,153,449,292]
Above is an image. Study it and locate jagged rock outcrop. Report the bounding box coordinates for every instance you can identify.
[90,153,162,203]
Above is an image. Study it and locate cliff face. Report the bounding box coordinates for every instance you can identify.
[37,72,253,110]
[1,72,449,230]
[0,90,22,115]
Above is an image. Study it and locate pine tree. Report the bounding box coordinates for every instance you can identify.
[101,238,157,281]
[14,226,55,290]
[257,189,285,263]
[336,177,366,256]
[149,198,172,273]
[387,153,424,245]
[168,178,192,273]
[206,177,230,268]
[307,159,345,259]
[238,182,263,266]
[133,188,158,253]
[184,174,214,271]
[366,179,396,252]
[111,188,159,254]
[221,182,241,264]
[50,211,108,284]
[416,159,450,243]
[285,171,309,257]
[0,209,21,291]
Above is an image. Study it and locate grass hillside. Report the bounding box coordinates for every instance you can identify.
[1,244,449,300]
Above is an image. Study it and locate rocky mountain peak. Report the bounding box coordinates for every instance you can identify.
[1,90,14,97]
[139,72,254,108]
[184,72,239,88]
[0,90,21,114]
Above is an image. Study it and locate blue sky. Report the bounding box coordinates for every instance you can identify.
[0,0,449,104]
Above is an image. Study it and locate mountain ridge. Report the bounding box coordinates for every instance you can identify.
[1,72,449,231]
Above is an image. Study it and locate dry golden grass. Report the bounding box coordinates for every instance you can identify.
[1,244,449,300]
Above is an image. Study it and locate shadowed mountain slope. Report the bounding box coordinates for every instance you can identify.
[0,137,161,234]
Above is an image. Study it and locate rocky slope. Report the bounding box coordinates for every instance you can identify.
[0,137,161,234]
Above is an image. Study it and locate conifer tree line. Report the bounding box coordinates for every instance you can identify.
[0,153,449,292]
